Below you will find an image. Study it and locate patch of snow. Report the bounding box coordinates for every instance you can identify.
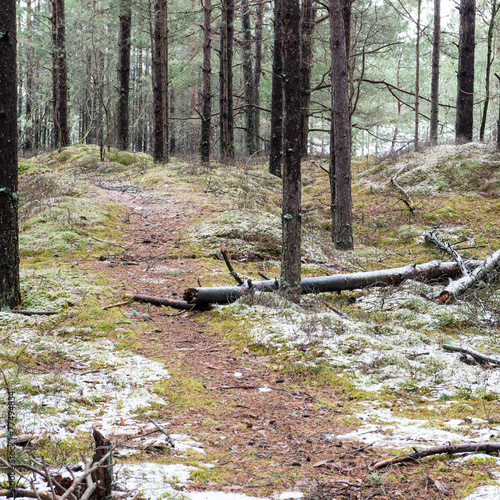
[464,485,500,499]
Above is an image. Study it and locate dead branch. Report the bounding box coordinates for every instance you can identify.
[390,165,415,214]
[443,344,500,366]
[221,247,244,285]
[424,231,469,276]
[146,416,175,448]
[124,293,209,311]
[10,310,58,316]
[101,301,129,310]
[184,260,480,306]
[373,442,500,469]
[439,248,500,302]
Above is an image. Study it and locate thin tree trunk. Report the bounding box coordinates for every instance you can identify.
[300,0,314,157]
[253,0,264,153]
[269,0,283,177]
[161,0,169,162]
[0,0,20,309]
[414,0,421,151]
[280,0,302,302]
[479,0,499,142]
[330,0,353,250]
[430,0,440,145]
[116,0,132,151]
[455,0,476,143]
[242,0,257,155]
[201,0,212,163]
[220,0,235,162]
[51,0,69,149]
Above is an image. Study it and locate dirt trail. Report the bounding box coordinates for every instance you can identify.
[78,180,450,500]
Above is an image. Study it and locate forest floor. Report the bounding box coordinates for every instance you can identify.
[1,143,500,500]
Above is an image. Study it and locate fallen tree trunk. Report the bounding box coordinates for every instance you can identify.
[373,442,500,469]
[439,248,500,302]
[184,260,479,306]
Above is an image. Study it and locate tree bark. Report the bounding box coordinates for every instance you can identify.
[269,0,284,177]
[300,0,315,157]
[455,0,476,143]
[161,0,169,162]
[116,0,132,151]
[183,260,478,306]
[0,0,20,309]
[200,0,212,163]
[51,0,69,149]
[430,0,440,145]
[330,0,353,250]
[280,0,302,302]
[220,0,235,162]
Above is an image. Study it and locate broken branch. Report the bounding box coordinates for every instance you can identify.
[443,344,500,366]
[124,293,207,311]
[373,442,500,469]
[439,248,500,302]
[424,231,469,276]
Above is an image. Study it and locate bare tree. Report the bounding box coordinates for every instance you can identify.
[0,0,20,308]
[280,0,302,301]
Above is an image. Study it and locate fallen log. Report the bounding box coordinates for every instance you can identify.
[184,260,480,306]
[373,442,500,469]
[443,344,500,366]
[439,248,500,302]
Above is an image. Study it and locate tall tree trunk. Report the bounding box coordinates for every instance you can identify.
[414,0,421,151]
[280,0,302,302]
[330,0,353,250]
[242,0,257,155]
[455,0,476,143]
[479,0,499,141]
[269,0,283,177]
[253,0,264,153]
[0,0,20,308]
[152,0,165,162]
[430,0,441,145]
[51,0,69,149]
[201,0,212,163]
[300,0,314,157]
[25,0,34,152]
[116,0,132,151]
[161,0,169,162]
[219,0,235,162]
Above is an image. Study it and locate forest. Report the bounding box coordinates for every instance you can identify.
[1,0,500,499]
